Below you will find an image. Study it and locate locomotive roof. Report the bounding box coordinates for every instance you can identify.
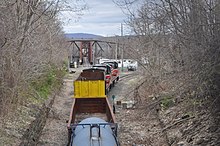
[93,64,111,68]
[83,67,106,72]
[103,61,118,63]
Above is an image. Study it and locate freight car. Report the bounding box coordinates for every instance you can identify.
[67,68,119,146]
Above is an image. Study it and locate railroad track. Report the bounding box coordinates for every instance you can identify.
[119,72,139,81]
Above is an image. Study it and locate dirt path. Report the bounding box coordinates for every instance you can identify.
[37,72,80,146]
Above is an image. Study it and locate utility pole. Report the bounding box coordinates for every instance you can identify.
[121,23,123,37]
[121,23,124,72]
[115,39,118,60]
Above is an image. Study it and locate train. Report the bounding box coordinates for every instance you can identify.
[93,61,120,92]
[102,61,120,82]
[67,66,120,146]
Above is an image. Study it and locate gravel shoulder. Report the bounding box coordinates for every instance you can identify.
[110,70,169,146]
[37,71,80,146]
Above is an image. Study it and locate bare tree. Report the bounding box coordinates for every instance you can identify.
[0,0,86,116]
[115,0,220,100]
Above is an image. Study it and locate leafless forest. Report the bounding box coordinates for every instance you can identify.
[0,0,72,116]
[118,0,220,99]
[117,0,220,145]
[0,0,220,145]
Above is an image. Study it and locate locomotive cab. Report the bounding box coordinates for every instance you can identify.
[103,61,120,81]
[92,64,112,90]
[103,61,118,69]
[92,64,111,75]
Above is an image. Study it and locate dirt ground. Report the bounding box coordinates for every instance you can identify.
[0,66,218,146]
[33,67,219,146]
[0,64,218,146]
[109,71,169,146]
[37,71,80,146]
[37,68,169,146]
[25,67,220,146]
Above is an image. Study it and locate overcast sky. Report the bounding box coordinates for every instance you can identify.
[61,0,130,37]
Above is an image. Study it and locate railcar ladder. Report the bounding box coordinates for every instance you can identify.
[90,124,101,146]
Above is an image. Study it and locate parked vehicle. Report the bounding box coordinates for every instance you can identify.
[127,60,138,71]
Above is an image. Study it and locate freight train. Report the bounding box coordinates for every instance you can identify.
[67,67,120,146]
[93,61,119,92]
[102,61,120,82]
